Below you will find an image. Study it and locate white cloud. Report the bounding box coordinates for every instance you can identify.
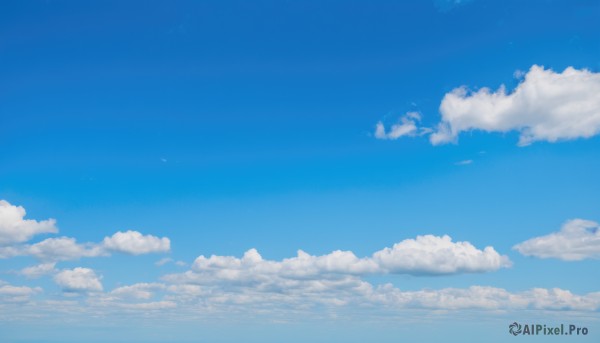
[0,200,171,262]
[454,159,473,166]
[20,263,57,279]
[0,282,42,303]
[54,268,103,293]
[156,257,173,266]
[0,200,58,245]
[372,235,510,275]
[375,112,423,140]
[27,237,105,261]
[431,65,600,146]
[1,231,169,262]
[155,257,186,267]
[102,230,170,255]
[160,268,600,313]
[110,283,165,300]
[513,219,600,261]
[163,235,509,290]
[369,285,600,312]
[118,300,177,310]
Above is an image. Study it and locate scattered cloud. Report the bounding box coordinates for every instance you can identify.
[2,198,597,318]
[514,219,600,261]
[54,267,103,293]
[431,65,600,146]
[454,159,473,166]
[102,230,170,255]
[0,199,171,262]
[0,200,57,245]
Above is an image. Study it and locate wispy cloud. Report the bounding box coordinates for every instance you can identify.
[374,112,433,140]
[454,159,473,166]
[514,219,600,261]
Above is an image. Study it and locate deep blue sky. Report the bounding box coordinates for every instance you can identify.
[1,1,599,342]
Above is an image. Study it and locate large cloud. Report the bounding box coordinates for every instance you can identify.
[164,235,509,290]
[0,200,58,245]
[54,267,103,293]
[513,219,600,261]
[158,274,600,313]
[431,65,600,146]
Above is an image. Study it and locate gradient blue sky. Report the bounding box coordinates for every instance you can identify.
[1,1,599,342]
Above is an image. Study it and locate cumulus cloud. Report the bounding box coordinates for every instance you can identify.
[54,268,103,293]
[513,219,600,261]
[0,200,58,245]
[162,235,509,292]
[102,230,170,255]
[20,263,57,279]
[0,200,171,262]
[371,235,510,275]
[431,65,600,146]
[375,112,426,140]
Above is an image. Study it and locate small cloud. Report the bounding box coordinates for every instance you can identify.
[375,112,423,140]
[454,159,473,166]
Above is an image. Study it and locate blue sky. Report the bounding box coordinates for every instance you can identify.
[1,1,599,342]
